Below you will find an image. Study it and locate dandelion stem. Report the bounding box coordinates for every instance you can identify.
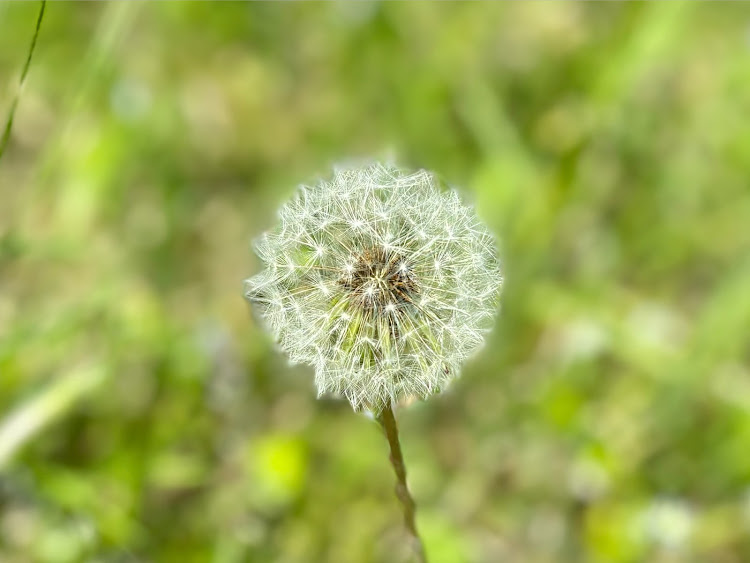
[377,402,428,563]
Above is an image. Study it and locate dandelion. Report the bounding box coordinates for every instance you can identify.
[245,163,501,410]
[245,163,502,561]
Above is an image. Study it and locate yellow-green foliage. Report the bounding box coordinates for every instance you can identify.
[1,3,750,562]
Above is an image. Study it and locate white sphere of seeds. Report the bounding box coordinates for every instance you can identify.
[245,164,502,411]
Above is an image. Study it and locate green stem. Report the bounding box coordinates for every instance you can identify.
[377,402,427,563]
[0,0,47,163]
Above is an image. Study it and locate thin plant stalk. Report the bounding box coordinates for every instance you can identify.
[0,0,46,163]
[377,402,427,563]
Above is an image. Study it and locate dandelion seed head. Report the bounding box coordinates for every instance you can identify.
[245,163,502,411]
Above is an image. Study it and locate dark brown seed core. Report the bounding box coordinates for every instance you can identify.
[339,246,418,311]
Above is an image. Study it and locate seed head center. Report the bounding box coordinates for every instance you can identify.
[339,246,418,311]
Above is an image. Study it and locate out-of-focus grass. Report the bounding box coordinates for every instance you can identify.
[2,3,750,562]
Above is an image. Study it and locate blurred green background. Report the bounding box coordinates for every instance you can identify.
[2,2,750,562]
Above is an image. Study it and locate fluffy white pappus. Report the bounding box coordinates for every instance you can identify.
[245,164,502,411]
